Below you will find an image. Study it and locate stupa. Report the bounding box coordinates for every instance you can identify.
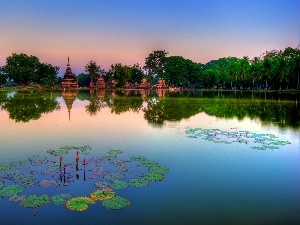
[61,57,78,89]
[96,75,106,89]
[139,78,148,89]
[156,78,167,89]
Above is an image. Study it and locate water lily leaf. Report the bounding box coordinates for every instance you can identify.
[111,181,128,190]
[0,164,12,171]
[90,190,116,201]
[13,173,35,184]
[94,181,109,188]
[130,156,147,162]
[140,160,159,167]
[251,146,266,150]
[47,149,68,156]
[41,168,59,176]
[144,173,165,182]
[37,180,56,187]
[107,149,123,155]
[28,155,47,166]
[51,194,73,205]
[104,172,125,182]
[148,166,169,174]
[117,164,128,172]
[21,194,50,208]
[66,197,95,211]
[102,196,130,210]
[9,194,26,201]
[0,185,25,197]
[0,182,4,189]
[129,178,148,187]
[79,145,92,155]
[11,160,29,168]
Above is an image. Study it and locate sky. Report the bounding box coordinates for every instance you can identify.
[1,0,299,75]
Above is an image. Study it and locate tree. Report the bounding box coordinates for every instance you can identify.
[107,63,131,88]
[5,53,40,86]
[85,60,101,86]
[38,63,60,87]
[77,73,90,87]
[129,63,145,84]
[144,50,168,79]
[0,66,7,86]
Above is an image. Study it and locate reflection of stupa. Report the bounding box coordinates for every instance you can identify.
[62,89,78,121]
[61,57,78,89]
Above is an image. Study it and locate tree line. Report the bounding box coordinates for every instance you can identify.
[1,47,300,90]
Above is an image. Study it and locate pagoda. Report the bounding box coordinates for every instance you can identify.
[96,75,106,89]
[61,57,78,89]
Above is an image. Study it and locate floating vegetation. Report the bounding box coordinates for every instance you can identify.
[0,185,25,197]
[9,194,26,202]
[37,180,56,187]
[90,190,116,201]
[102,196,130,210]
[66,197,95,211]
[111,181,128,189]
[51,194,73,205]
[0,164,12,171]
[0,146,168,212]
[144,173,165,182]
[104,172,125,182]
[21,194,50,208]
[129,178,148,188]
[148,166,169,175]
[185,128,291,150]
[94,181,109,188]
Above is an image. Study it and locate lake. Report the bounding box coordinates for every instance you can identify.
[0,89,299,225]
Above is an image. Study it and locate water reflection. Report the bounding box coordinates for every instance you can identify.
[0,89,299,129]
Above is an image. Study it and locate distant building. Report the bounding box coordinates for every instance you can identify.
[61,57,78,89]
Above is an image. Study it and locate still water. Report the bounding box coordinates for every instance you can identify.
[0,90,299,225]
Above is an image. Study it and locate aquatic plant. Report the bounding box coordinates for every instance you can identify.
[130,156,147,161]
[51,194,73,205]
[21,194,50,208]
[148,166,169,175]
[66,197,95,211]
[129,178,148,187]
[94,181,109,188]
[107,149,123,155]
[90,190,116,201]
[104,172,125,182]
[37,180,56,187]
[0,185,25,197]
[102,196,130,210]
[144,173,165,182]
[0,164,12,171]
[140,160,159,167]
[9,195,26,201]
[111,181,128,189]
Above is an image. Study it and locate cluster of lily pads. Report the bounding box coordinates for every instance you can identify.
[185,128,291,150]
[0,146,169,212]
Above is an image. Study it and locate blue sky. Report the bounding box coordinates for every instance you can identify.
[1,0,299,75]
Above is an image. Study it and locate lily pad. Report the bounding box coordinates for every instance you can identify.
[149,166,169,174]
[66,197,95,211]
[0,164,12,171]
[102,196,130,210]
[0,185,25,197]
[104,172,125,182]
[9,194,26,201]
[21,194,50,208]
[130,156,147,162]
[129,178,148,187]
[38,180,56,187]
[140,160,159,167]
[90,190,116,201]
[144,173,165,182]
[111,181,128,190]
[94,181,109,188]
[51,194,73,205]
[11,160,29,168]
[107,149,123,155]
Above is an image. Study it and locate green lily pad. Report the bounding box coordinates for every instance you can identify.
[13,173,35,183]
[51,194,73,205]
[107,149,123,155]
[130,156,147,162]
[140,160,159,167]
[129,178,148,187]
[144,173,165,182]
[21,194,50,208]
[0,185,25,197]
[111,181,128,189]
[251,146,266,150]
[66,197,95,211]
[11,160,29,167]
[90,190,116,201]
[104,172,125,182]
[102,196,130,210]
[0,164,12,171]
[149,166,169,174]
[47,149,68,156]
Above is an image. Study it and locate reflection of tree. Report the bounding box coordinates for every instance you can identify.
[107,96,143,115]
[1,91,60,122]
[85,97,103,116]
[143,98,201,125]
[143,91,300,129]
